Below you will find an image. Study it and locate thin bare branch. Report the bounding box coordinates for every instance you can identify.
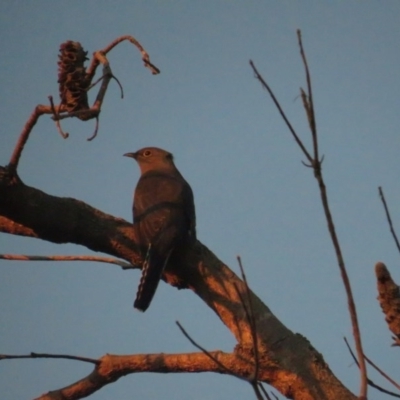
[378,186,400,254]
[296,28,367,399]
[92,35,160,76]
[0,352,99,365]
[175,321,243,380]
[86,72,124,99]
[249,60,313,164]
[48,95,69,138]
[270,390,280,400]
[363,352,400,391]
[297,30,318,163]
[344,337,400,397]
[259,384,273,400]
[87,116,100,141]
[233,283,264,399]
[8,105,53,171]
[251,29,368,399]
[236,256,259,382]
[319,174,367,399]
[0,254,135,269]
[176,320,265,400]
[250,382,264,400]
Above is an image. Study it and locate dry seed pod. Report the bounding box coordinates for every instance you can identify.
[57,41,91,120]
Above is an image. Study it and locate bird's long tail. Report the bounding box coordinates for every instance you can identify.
[134,246,172,312]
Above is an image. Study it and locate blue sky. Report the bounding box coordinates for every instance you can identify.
[1,2,400,399]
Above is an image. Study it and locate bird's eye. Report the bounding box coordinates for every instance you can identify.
[143,150,152,157]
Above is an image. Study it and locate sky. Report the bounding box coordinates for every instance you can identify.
[1,2,400,399]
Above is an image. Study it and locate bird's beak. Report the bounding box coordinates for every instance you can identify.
[123,152,137,159]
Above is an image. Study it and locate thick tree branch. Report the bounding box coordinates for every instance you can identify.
[0,167,356,400]
[33,352,235,400]
[0,168,142,266]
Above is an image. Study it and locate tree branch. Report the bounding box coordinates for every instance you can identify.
[0,166,356,399]
[8,35,159,171]
[0,352,99,365]
[33,352,237,400]
[378,186,400,254]
[0,254,134,269]
[250,29,367,399]
[344,337,400,397]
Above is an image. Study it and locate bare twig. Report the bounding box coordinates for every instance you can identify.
[8,105,53,171]
[249,61,313,165]
[0,352,99,365]
[0,254,135,269]
[250,382,264,400]
[236,256,259,382]
[297,31,318,163]
[297,30,367,399]
[87,116,100,141]
[344,337,400,397]
[259,384,272,400]
[270,390,280,400]
[175,321,243,380]
[364,353,400,391]
[232,285,264,399]
[87,73,124,99]
[232,256,265,400]
[87,35,160,78]
[251,29,368,399]
[48,95,69,138]
[176,321,266,399]
[378,186,400,254]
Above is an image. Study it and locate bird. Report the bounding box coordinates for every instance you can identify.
[124,147,196,312]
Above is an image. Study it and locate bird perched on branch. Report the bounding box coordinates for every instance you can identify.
[124,147,196,311]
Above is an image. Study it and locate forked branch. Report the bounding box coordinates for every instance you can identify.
[8,35,160,172]
[250,29,367,399]
[344,337,400,397]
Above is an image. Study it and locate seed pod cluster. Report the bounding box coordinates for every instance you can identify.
[58,41,90,120]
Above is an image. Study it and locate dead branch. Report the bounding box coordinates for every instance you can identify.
[250,29,368,399]
[0,254,134,269]
[378,186,400,254]
[8,35,160,171]
[178,256,271,400]
[344,337,400,397]
[236,256,260,383]
[0,165,356,399]
[175,321,241,379]
[234,256,264,400]
[0,353,99,365]
[31,352,237,400]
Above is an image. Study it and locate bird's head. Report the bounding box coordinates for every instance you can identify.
[124,147,176,174]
